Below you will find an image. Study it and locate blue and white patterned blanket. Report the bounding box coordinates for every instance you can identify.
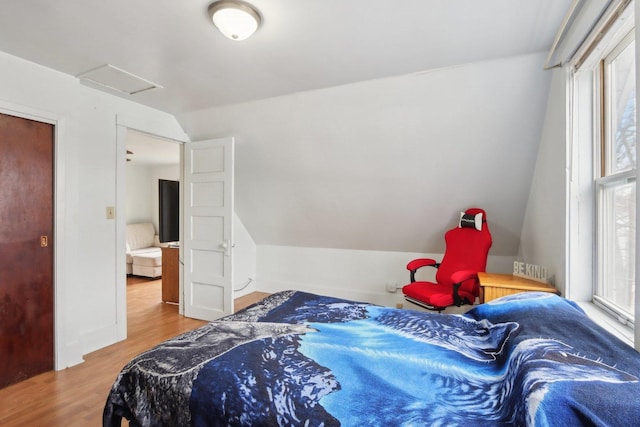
[103,291,640,426]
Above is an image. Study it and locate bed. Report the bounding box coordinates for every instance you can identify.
[103,290,640,426]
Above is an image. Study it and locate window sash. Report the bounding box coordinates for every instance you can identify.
[602,30,636,176]
[595,174,635,322]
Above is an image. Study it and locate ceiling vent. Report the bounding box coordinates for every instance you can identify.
[77,64,162,95]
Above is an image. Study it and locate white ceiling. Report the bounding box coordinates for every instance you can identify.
[0,0,571,115]
[126,130,180,166]
[0,0,575,256]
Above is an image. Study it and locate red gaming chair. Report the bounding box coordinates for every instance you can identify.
[402,208,492,311]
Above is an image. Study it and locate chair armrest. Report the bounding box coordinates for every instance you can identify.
[407,258,440,282]
[450,270,478,284]
[451,270,479,306]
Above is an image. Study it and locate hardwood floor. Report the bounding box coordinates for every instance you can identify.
[0,278,269,426]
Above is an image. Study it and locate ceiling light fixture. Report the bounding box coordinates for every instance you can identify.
[208,0,262,41]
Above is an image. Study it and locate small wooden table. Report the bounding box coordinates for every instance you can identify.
[161,246,180,304]
[478,272,559,303]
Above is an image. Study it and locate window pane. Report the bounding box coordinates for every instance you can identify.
[608,40,636,174]
[599,180,636,316]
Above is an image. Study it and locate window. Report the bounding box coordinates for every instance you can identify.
[594,30,636,326]
[568,1,637,346]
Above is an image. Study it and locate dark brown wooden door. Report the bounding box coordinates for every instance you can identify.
[0,113,54,389]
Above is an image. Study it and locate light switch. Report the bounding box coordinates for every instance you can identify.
[106,206,115,219]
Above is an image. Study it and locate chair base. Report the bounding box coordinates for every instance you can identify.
[404,296,476,312]
[403,296,446,312]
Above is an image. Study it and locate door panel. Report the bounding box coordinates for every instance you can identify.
[183,138,234,321]
[0,113,54,388]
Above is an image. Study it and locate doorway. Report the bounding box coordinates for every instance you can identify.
[124,130,181,308]
[0,112,54,388]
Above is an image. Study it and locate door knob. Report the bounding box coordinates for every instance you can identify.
[221,240,231,256]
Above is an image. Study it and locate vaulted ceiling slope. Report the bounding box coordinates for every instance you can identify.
[0,1,571,255]
[179,52,552,256]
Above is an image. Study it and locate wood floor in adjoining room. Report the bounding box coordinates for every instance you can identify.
[0,278,269,426]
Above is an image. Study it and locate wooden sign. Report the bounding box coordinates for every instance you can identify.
[513,261,548,283]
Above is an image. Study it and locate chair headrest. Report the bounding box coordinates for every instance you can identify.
[458,209,486,231]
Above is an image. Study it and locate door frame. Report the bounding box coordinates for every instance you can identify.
[115,116,189,340]
[0,101,69,370]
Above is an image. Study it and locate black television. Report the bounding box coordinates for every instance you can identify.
[158,179,179,243]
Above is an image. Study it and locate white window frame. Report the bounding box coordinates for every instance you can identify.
[566,1,637,349]
[593,29,636,327]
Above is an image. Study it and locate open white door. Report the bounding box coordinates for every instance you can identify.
[183,137,234,321]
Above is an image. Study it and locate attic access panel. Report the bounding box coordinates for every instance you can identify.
[77,64,162,95]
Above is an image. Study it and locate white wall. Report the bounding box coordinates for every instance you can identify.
[257,245,514,307]
[233,213,257,298]
[178,54,549,307]
[125,164,153,225]
[0,50,187,367]
[178,52,551,258]
[518,69,568,294]
[125,163,180,234]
